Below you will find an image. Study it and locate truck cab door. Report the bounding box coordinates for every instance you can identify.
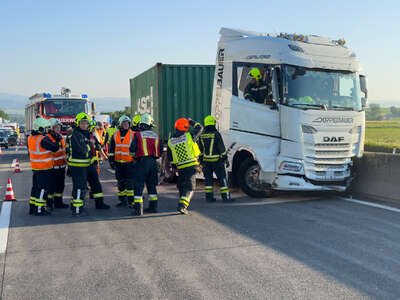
[230,62,280,173]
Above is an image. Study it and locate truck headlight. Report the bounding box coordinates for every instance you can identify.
[279,161,303,172]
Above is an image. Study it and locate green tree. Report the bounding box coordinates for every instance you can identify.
[366,104,381,120]
[0,109,9,121]
[390,106,398,116]
[102,106,131,124]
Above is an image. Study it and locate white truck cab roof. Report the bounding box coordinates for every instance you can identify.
[219,27,360,72]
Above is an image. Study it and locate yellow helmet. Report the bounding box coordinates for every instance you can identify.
[75,112,91,125]
[132,114,141,127]
[249,68,262,80]
[204,115,216,126]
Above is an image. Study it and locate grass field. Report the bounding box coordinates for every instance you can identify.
[365,120,400,153]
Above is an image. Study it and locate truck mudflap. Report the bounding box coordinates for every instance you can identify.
[272,175,350,192]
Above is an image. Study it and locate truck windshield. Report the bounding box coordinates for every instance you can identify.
[43,99,87,116]
[283,65,362,111]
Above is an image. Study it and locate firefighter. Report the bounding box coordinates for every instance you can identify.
[167,117,203,214]
[106,120,118,143]
[94,121,108,164]
[199,115,232,202]
[47,118,69,209]
[28,117,60,215]
[244,68,269,104]
[131,113,162,215]
[108,115,135,207]
[67,112,110,215]
[131,114,141,132]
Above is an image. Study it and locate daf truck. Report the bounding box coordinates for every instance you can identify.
[213,28,367,197]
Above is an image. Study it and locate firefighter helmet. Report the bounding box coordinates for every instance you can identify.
[204,115,216,126]
[174,118,190,132]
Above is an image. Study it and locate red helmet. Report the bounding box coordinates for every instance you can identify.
[175,118,190,132]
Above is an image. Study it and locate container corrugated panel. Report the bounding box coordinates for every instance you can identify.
[130,63,215,140]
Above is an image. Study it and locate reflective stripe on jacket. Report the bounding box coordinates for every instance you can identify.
[28,135,53,170]
[114,129,134,163]
[168,132,200,169]
[134,130,160,158]
[47,134,67,168]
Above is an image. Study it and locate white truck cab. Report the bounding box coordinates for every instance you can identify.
[212,28,367,197]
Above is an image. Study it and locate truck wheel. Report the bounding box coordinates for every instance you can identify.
[160,153,176,183]
[238,158,271,198]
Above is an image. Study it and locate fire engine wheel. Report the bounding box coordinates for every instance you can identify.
[238,158,271,198]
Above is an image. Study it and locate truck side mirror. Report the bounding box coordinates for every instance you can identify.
[359,75,368,108]
[91,102,96,113]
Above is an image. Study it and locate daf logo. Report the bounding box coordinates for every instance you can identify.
[323,136,345,143]
[313,117,354,124]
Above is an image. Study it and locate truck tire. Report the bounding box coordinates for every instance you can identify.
[238,158,271,198]
[160,152,176,183]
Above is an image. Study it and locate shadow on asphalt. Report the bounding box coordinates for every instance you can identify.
[2,150,398,297]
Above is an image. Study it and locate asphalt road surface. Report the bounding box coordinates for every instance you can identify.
[0,147,399,299]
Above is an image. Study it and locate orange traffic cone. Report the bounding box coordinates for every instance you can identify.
[14,159,21,173]
[4,178,16,201]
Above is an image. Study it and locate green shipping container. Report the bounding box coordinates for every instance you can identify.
[130,63,215,140]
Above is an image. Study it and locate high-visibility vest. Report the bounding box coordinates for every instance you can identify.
[114,129,134,163]
[134,130,160,158]
[47,134,67,168]
[94,129,106,145]
[107,127,117,142]
[28,135,54,170]
[168,132,200,169]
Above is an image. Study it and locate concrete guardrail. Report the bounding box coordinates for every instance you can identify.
[353,152,400,202]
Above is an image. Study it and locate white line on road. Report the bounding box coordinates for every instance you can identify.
[341,197,400,213]
[0,202,12,254]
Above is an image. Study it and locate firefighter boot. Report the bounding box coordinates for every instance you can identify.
[133,202,143,216]
[144,200,158,213]
[35,205,51,216]
[54,197,69,209]
[205,186,216,202]
[177,203,189,215]
[29,204,36,215]
[95,198,110,209]
[116,195,127,207]
[221,187,233,202]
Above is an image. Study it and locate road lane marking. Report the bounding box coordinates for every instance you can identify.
[341,197,400,213]
[0,202,12,254]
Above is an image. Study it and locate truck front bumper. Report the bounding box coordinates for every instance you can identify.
[273,175,349,192]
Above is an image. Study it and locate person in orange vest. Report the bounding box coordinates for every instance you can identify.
[108,115,136,207]
[131,113,162,215]
[47,118,69,209]
[28,118,61,215]
[94,121,109,163]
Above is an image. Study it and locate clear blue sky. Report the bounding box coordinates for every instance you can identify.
[0,0,398,101]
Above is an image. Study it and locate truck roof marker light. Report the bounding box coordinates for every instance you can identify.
[288,44,304,53]
[81,94,88,99]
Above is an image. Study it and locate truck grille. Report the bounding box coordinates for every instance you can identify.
[304,142,356,181]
